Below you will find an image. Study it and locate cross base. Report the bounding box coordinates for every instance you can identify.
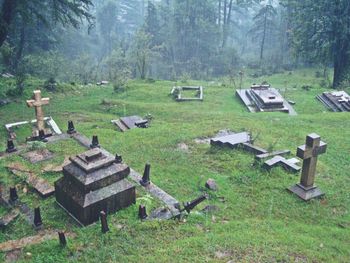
[287,183,325,201]
[26,129,53,142]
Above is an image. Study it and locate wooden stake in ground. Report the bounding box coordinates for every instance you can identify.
[26,90,50,132]
[288,133,327,201]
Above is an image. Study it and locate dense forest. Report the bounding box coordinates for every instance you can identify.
[0,0,349,93]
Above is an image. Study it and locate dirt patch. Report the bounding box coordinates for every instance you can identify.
[177,143,190,152]
[0,230,76,252]
[42,156,70,173]
[21,149,54,164]
[5,249,21,262]
[194,129,235,144]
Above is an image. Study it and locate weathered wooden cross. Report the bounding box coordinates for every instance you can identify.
[288,133,327,201]
[26,90,50,132]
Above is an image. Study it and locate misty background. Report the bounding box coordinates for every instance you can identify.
[1,0,348,91]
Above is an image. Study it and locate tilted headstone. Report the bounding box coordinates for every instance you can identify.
[288,133,327,201]
[182,195,207,213]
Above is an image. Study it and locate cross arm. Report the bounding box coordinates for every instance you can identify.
[296,141,327,159]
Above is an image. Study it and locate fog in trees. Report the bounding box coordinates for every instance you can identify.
[1,0,349,90]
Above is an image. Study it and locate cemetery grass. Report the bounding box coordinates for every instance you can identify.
[0,69,349,262]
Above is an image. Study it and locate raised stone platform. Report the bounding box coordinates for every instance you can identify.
[55,148,135,226]
[316,91,350,112]
[236,84,297,115]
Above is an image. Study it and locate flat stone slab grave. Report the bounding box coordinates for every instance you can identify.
[7,165,55,198]
[210,132,252,148]
[21,149,54,164]
[316,90,350,112]
[236,84,297,115]
[111,115,148,132]
[263,156,301,173]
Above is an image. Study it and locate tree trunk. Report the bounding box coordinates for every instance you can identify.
[333,39,350,88]
[260,8,267,64]
[0,0,17,47]
[13,21,25,72]
[218,0,221,25]
[222,0,233,48]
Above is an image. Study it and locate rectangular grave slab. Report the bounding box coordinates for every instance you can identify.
[8,169,55,198]
[255,150,291,161]
[55,148,135,226]
[111,115,148,132]
[263,155,301,173]
[210,132,251,148]
[316,91,350,112]
[236,84,297,115]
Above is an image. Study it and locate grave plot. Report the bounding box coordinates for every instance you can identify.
[111,115,149,132]
[316,90,350,112]
[236,84,297,115]
[210,131,301,173]
[4,90,62,141]
[170,86,203,102]
[55,148,136,226]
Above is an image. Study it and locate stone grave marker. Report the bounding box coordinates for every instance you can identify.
[26,90,52,139]
[236,84,297,115]
[111,115,149,132]
[55,148,136,226]
[288,133,327,201]
[317,90,350,112]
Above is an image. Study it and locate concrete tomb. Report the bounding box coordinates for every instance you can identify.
[236,84,296,115]
[55,148,136,226]
[288,133,327,201]
[316,91,350,112]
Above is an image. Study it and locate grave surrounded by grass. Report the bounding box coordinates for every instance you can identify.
[0,69,349,262]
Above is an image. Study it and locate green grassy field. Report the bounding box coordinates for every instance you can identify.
[0,69,349,262]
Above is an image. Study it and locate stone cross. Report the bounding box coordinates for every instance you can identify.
[288,133,327,201]
[26,90,50,132]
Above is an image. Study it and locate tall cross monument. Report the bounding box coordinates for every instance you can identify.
[26,90,50,132]
[288,133,327,201]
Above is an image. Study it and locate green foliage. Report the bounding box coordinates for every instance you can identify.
[28,141,47,151]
